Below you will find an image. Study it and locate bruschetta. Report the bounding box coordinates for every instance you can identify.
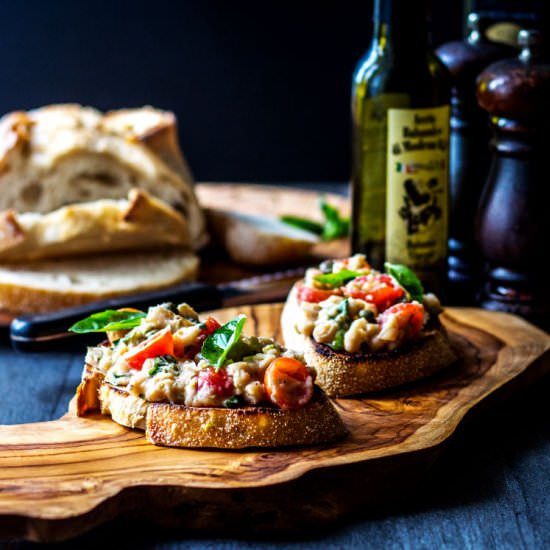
[281,254,456,397]
[74,302,347,449]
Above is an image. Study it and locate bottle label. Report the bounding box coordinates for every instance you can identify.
[385,105,450,269]
[352,93,409,267]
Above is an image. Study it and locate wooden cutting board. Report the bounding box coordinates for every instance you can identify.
[1,304,549,542]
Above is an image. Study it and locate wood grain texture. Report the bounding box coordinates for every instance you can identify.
[0,305,549,542]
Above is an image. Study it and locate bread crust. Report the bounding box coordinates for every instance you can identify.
[87,380,347,449]
[0,104,207,249]
[146,390,346,449]
[0,189,190,262]
[281,282,456,397]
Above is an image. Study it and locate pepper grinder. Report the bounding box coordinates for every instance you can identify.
[476,29,550,329]
[437,13,516,305]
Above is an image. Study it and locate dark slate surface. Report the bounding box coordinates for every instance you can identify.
[1,334,550,549]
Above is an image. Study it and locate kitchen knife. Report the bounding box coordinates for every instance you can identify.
[9,268,305,352]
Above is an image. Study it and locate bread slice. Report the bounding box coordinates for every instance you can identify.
[0,189,190,262]
[0,250,198,315]
[281,283,456,397]
[146,390,345,449]
[76,370,347,449]
[206,208,318,266]
[0,104,207,249]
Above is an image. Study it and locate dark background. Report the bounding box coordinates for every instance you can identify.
[0,0,463,182]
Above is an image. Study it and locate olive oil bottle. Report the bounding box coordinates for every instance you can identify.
[351,0,451,293]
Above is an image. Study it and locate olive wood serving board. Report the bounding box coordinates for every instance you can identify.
[1,304,549,542]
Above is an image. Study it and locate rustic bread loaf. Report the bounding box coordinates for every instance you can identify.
[0,250,199,315]
[0,104,207,249]
[0,188,190,262]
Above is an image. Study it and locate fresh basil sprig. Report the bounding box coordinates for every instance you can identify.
[314,269,363,288]
[279,197,350,241]
[279,215,323,235]
[319,198,350,241]
[69,310,146,333]
[385,263,424,302]
[200,314,247,371]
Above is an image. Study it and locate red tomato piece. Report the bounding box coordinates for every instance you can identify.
[379,302,425,337]
[264,357,313,410]
[124,327,174,370]
[197,367,234,398]
[297,284,341,304]
[176,316,222,359]
[344,274,405,312]
[203,316,221,335]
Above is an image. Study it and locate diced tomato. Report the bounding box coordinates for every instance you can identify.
[343,274,405,312]
[197,367,234,398]
[264,357,313,410]
[124,327,174,370]
[176,316,221,359]
[379,302,424,337]
[297,284,341,304]
[202,316,221,335]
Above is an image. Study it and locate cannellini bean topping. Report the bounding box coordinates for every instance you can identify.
[296,256,433,353]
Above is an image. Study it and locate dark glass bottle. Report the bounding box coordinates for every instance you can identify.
[351,0,452,293]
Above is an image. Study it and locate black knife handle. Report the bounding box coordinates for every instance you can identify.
[10,282,223,352]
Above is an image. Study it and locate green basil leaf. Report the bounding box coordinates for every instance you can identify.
[148,355,177,376]
[314,269,363,288]
[69,310,146,333]
[279,199,349,242]
[279,215,323,235]
[200,314,247,371]
[319,198,350,241]
[384,262,424,302]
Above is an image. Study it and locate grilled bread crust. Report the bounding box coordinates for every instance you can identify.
[146,389,346,449]
[281,282,456,397]
[76,369,348,449]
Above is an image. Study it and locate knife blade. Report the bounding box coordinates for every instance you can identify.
[9,268,305,352]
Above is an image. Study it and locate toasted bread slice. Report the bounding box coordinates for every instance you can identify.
[281,283,456,397]
[77,376,347,449]
[146,389,345,449]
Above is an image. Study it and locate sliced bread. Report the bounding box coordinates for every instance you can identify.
[0,250,198,315]
[77,372,346,449]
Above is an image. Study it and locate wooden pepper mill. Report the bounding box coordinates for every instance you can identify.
[437,13,515,305]
[476,29,550,329]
